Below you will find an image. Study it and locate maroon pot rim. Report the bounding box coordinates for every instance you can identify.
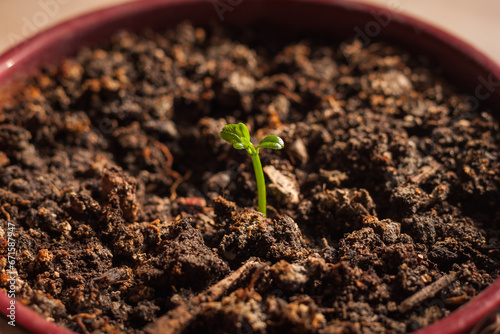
[0,1,499,333]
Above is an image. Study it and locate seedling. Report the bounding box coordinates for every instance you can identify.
[220,123,284,216]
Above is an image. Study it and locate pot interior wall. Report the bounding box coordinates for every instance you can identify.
[1,0,499,112]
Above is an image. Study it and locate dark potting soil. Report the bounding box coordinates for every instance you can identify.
[0,21,499,334]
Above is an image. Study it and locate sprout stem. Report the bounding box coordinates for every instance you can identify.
[250,150,266,216]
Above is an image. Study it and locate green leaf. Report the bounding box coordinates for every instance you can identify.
[220,123,253,150]
[257,135,284,150]
[220,124,243,145]
[236,123,250,141]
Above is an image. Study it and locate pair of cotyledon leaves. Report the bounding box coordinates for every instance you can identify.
[220,123,284,153]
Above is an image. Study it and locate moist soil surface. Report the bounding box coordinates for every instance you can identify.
[0,22,499,334]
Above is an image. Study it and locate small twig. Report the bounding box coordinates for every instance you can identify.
[169,170,192,201]
[277,86,302,103]
[70,311,101,334]
[1,203,10,221]
[399,270,460,313]
[145,260,263,334]
[75,317,90,334]
[70,311,101,320]
[247,264,265,291]
[153,140,174,171]
[410,164,440,184]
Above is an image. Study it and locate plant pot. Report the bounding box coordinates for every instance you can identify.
[0,1,499,333]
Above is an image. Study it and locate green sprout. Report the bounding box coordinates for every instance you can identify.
[220,123,284,216]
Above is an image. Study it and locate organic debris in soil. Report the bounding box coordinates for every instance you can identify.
[0,22,499,334]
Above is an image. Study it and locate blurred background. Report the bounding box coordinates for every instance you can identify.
[0,0,499,332]
[0,0,499,62]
